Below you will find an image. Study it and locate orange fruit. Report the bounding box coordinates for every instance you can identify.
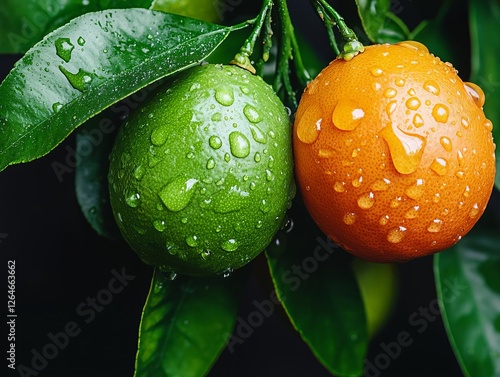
[293,41,496,262]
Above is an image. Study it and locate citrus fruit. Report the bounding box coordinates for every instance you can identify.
[108,64,294,277]
[152,0,220,23]
[293,41,496,262]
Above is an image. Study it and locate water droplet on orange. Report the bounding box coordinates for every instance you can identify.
[463,186,471,197]
[357,192,375,209]
[469,203,480,219]
[332,100,365,131]
[343,213,357,225]
[387,226,406,243]
[318,149,334,158]
[432,104,449,123]
[405,178,425,200]
[386,101,397,116]
[371,68,384,77]
[484,119,493,131]
[433,193,441,203]
[413,114,424,128]
[423,80,440,95]
[427,219,443,233]
[456,170,465,179]
[390,197,403,208]
[296,106,322,144]
[380,123,426,174]
[408,88,416,96]
[464,82,485,108]
[379,215,390,226]
[405,206,420,219]
[397,40,429,52]
[406,97,421,110]
[352,175,363,188]
[430,158,448,176]
[384,88,397,99]
[334,182,346,193]
[371,178,390,191]
[440,137,453,152]
[457,150,465,166]
[395,78,406,87]
[461,117,469,129]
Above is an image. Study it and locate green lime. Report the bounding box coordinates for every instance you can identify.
[108,64,295,277]
[152,0,221,23]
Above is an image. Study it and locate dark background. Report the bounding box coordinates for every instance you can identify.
[0,0,481,376]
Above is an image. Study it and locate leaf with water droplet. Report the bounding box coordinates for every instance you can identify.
[0,9,239,173]
[135,268,247,377]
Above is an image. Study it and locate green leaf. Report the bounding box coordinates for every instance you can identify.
[266,204,368,377]
[0,9,234,174]
[0,0,153,53]
[75,108,121,240]
[434,228,500,377]
[469,0,500,190]
[135,269,243,377]
[355,0,409,43]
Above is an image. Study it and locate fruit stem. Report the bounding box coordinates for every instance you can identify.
[311,0,365,60]
[230,0,274,74]
[274,0,312,108]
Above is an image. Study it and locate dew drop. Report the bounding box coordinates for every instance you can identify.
[484,119,493,131]
[469,203,480,219]
[387,226,406,243]
[77,36,86,46]
[405,178,425,200]
[215,86,234,106]
[133,165,145,180]
[201,250,211,260]
[371,68,384,77]
[159,177,198,212]
[153,220,166,232]
[59,66,95,92]
[186,235,198,247]
[380,123,426,174]
[243,104,262,123]
[395,78,406,87]
[379,215,390,226]
[457,150,465,166]
[430,158,448,176]
[224,153,231,163]
[52,102,63,113]
[357,192,375,209]
[211,112,222,122]
[206,157,215,170]
[254,152,261,163]
[125,191,140,208]
[464,82,485,108]
[397,40,429,52]
[433,193,441,203]
[427,219,443,233]
[390,197,403,208]
[423,80,440,95]
[463,186,471,197]
[406,97,421,110]
[352,176,363,188]
[413,114,424,128]
[432,104,449,123]
[297,106,322,143]
[221,239,239,252]
[55,37,74,62]
[318,149,335,158]
[456,170,466,179]
[371,178,390,191]
[405,206,420,219]
[440,136,452,152]
[229,131,250,158]
[384,88,397,99]
[265,169,274,181]
[151,126,168,146]
[209,135,222,149]
[332,100,365,131]
[334,182,346,193]
[386,101,397,116]
[221,267,233,278]
[343,213,357,225]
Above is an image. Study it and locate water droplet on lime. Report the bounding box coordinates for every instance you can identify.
[125,191,140,208]
[153,220,166,232]
[215,86,234,106]
[186,235,198,247]
[221,239,238,252]
[206,157,216,170]
[151,126,168,146]
[159,177,198,212]
[229,131,250,158]
[243,104,262,123]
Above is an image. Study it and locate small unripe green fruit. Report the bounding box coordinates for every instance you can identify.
[108,64,295,277]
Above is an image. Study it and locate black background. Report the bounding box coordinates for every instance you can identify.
[0,0,491,376]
